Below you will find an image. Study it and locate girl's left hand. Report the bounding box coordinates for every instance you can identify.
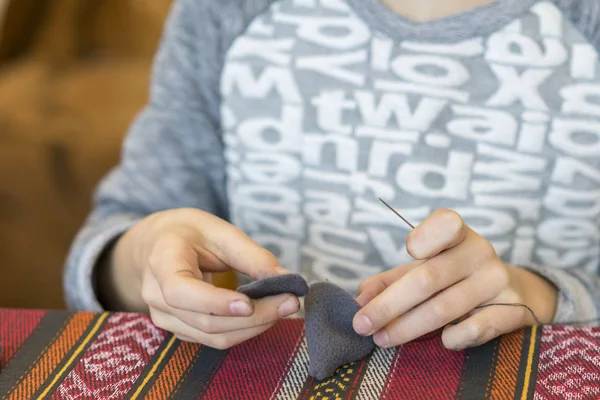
[353,209,558,350]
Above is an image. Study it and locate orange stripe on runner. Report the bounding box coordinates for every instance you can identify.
[144,341,199,400]
[130,335,178,400]
[489,329,525,399]
[7,313,97,400]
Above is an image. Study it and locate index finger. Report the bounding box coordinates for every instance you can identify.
[149,235,254,317]
[353,243,474,336]
[192,211,290,280]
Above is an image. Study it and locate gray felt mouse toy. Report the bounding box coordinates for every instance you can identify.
[304,282,375,380]
[237,275,375,381]
[237,273,309,299]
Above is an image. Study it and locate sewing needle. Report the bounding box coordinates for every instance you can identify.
[378,198,415,229]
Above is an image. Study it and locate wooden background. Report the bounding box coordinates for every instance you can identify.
[0,0,235,310]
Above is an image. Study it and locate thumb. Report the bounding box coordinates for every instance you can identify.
[194,212,290,280]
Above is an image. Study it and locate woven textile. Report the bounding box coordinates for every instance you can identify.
[0,309,598,399]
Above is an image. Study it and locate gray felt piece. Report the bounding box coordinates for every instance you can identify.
[237,274,309,299]
[305,282,375,380]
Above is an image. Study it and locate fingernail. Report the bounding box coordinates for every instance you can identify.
[275,266,290,275]
[230,300,252,316]
[353,315,373,336]
[356,294,367,308]
[279,297,299,317]
[374,331,390,347]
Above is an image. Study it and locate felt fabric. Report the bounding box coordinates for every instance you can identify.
[237,274,309,299]
[304,282,376,380]
[0,309,596,399]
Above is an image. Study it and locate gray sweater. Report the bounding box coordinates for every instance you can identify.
[65,0,600,324]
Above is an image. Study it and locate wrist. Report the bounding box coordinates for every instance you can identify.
[96,225,147,312]
[114,226,148,312]
[508,264,558,324]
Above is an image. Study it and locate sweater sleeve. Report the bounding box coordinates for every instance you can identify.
[522,265,598,324]
[64,0,231,311]
[556,0,600,49]
[522,0,600,325]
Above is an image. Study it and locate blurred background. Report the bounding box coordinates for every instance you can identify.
[0,0,176,310]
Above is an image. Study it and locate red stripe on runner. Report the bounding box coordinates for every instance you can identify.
[0,309,46,370]
[203,319,304,400]
[272,327,307,398]
[534,325,600,399]
[383,332,465,400]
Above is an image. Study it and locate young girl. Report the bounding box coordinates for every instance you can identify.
[65,0,600,351]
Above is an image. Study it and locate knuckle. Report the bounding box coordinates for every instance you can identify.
[442,336,460,351]
[230,224,248,238]
[141,291,156,309]
[210,336,233,350]
[372,300,396,322]
[360,276,387,295]
[358,278,373,292]
[263,254,281,273]
[469,324,500,347]
[478,240,498,261]
[231,226,258,249]
[149,313,168,330]
[405,232,423,259]
[263,249,280,266]
[471,241,498,273]
[197,317,218,334]
[149,234,184,260]
[141,281,155,307]
[504,289,523,304]
[184,333,206,345]
[162,281,183,308]
[431,300,453,322]
[405,237,417,258]
[492,265,511,288]
[465,322,485,345]
[437,209,464,237]
[253,312,277,327]
[175,334,193,343]
[417,265,441,292]
[514,306,528,324]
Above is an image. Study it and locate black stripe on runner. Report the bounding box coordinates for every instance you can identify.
[349,354,374,400]
[458,336,502,400]
[170,345,229,399]
[514,326,542,400]
[126,334,181,399]
[299,353,374,400]
[0,311,73,396]
[31,313,110,399]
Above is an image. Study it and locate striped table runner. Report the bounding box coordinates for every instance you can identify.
[0,309,598,399]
